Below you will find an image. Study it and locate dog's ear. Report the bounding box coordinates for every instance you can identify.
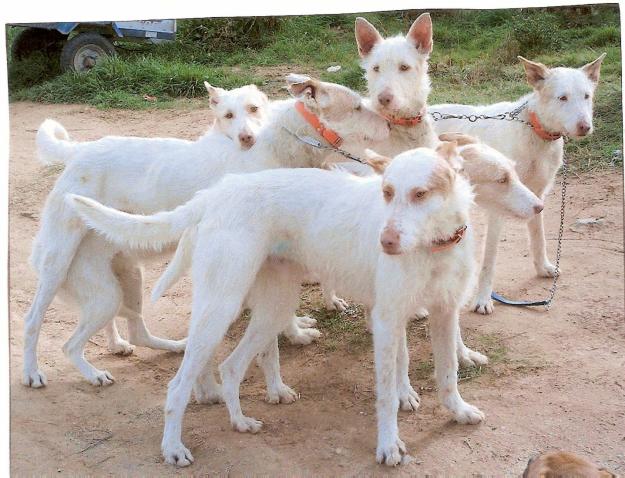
[286,74,328,110]
[355,17,383,58]
[204,82,225,107]
[407,13,433,55]
[364,149,392,174]
[438,132,479,146]
[436,140,464,172]
[581,52,606,84]
[518,56,550,89]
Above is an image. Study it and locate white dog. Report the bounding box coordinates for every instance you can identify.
[431,53,606,313]
[23,76,389,387]
[67,138,543,466]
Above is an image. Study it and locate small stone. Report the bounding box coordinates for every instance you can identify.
[327,65,342,73]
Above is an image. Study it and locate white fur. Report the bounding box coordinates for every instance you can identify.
[23,79,388,387]
[431,54,605,314]
[68,146,485,467]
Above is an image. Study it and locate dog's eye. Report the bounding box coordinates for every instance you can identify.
[584,93,590,100]
[372,65,380,73]
[399,64,410,72]
[411,190,427,201]
[249,106,258,113]
[383,188,394,201]
[225,112,234,119]
[558,95,568,102]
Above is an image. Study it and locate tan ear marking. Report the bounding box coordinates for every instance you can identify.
[438,132,478,146]
[364,148,391,174]
[518,56,550,88]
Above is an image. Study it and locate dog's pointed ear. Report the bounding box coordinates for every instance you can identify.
[518,56,550,89]
[204,81,225,106]
[407,13,433,55]
[355,17,383,58]
[438,132,479,146]
[436,140,463,172]
[286,74,326,110]
[364,149,391,174]
[581,52,606,84]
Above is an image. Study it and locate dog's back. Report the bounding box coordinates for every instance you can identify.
[523,451,617,478]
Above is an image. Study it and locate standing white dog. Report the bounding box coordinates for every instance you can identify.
[24,76,390,387]
[68,139,543,467]
[431,54,606,313]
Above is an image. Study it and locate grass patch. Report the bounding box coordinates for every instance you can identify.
[6,5,622,167]
[309,304,371,353]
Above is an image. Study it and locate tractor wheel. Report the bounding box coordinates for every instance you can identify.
[11,28,65,61]
[60,32,116,72]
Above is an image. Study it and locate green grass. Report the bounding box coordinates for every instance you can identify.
[6,5,622,168]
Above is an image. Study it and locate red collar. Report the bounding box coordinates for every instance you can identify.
[383,109,424,126]
[528,111,562,141]
[431,225,467,253]
[295,101,343,148]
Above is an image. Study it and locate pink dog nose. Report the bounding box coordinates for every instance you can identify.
[576,122,591,136]
[534,203,544,214]
[380,229,401,254]
[378,92,394,107]
[239,133,255,148]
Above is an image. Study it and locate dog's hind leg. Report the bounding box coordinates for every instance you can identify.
[161,232,267,467]
[473,214,503,315]
[113,255,186,353]
[23,210,86,388]
[396,327,420,412]
[527,211,557,278]
[104,319,134,356]
[429,305,484,424]
[220,260,303,433]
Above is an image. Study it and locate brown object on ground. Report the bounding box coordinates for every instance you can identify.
[8,102,625,475]
[523,451,617,477]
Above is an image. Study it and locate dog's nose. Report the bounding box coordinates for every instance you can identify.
[576,121,591,136]
[239,133,255,148]
[533,203,544,214]
[378,92,394,107]
[380,229,401,254]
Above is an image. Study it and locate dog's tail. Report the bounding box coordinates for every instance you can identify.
[151,225,197,302]
[66,193,205,251]
[36,119,76,165]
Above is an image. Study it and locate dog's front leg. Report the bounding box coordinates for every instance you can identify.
[474,214,504,315]
[396,326,420,412]
[371,305,405,466]
[527,211,558,277]
[429,305,484,425]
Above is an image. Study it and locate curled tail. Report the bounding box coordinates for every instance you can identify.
[151,225,197,302]
[66,193,206,251]
[36,119,76,165]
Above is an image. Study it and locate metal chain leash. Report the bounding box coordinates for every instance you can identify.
[429,102,568,310]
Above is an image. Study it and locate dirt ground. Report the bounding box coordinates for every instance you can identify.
[8,101,625,476]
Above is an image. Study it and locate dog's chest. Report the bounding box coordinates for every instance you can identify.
[381,123,438,156]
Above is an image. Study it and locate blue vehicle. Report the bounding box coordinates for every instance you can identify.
[11,20,176,72]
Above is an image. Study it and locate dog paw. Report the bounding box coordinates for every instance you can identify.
[87,370,115,386]
[330,296,349,312]
[414,307,429,320]
[22,368,47,388]
[285,326,322,346]
[473,296,494,315]
[453,402,485,425]
[232,415,263,433]
[162,442,194,467]
[376,437,407,466]
[398,384,421,412]
[194,383,223,404]
[266,383,299,404]
[536,262,558,278]
[458,348,489,368]
[108,339,135,356]
[295,315,317,328]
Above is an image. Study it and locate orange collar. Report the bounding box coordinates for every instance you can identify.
[383,109,424,127]
[528,111,562,141]
[431,225,467,253]
[295,101,343,148]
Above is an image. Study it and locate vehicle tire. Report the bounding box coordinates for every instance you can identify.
[11,28,65,61]
[60,32,116,72]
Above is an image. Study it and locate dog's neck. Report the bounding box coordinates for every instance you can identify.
[517,93,564,143]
